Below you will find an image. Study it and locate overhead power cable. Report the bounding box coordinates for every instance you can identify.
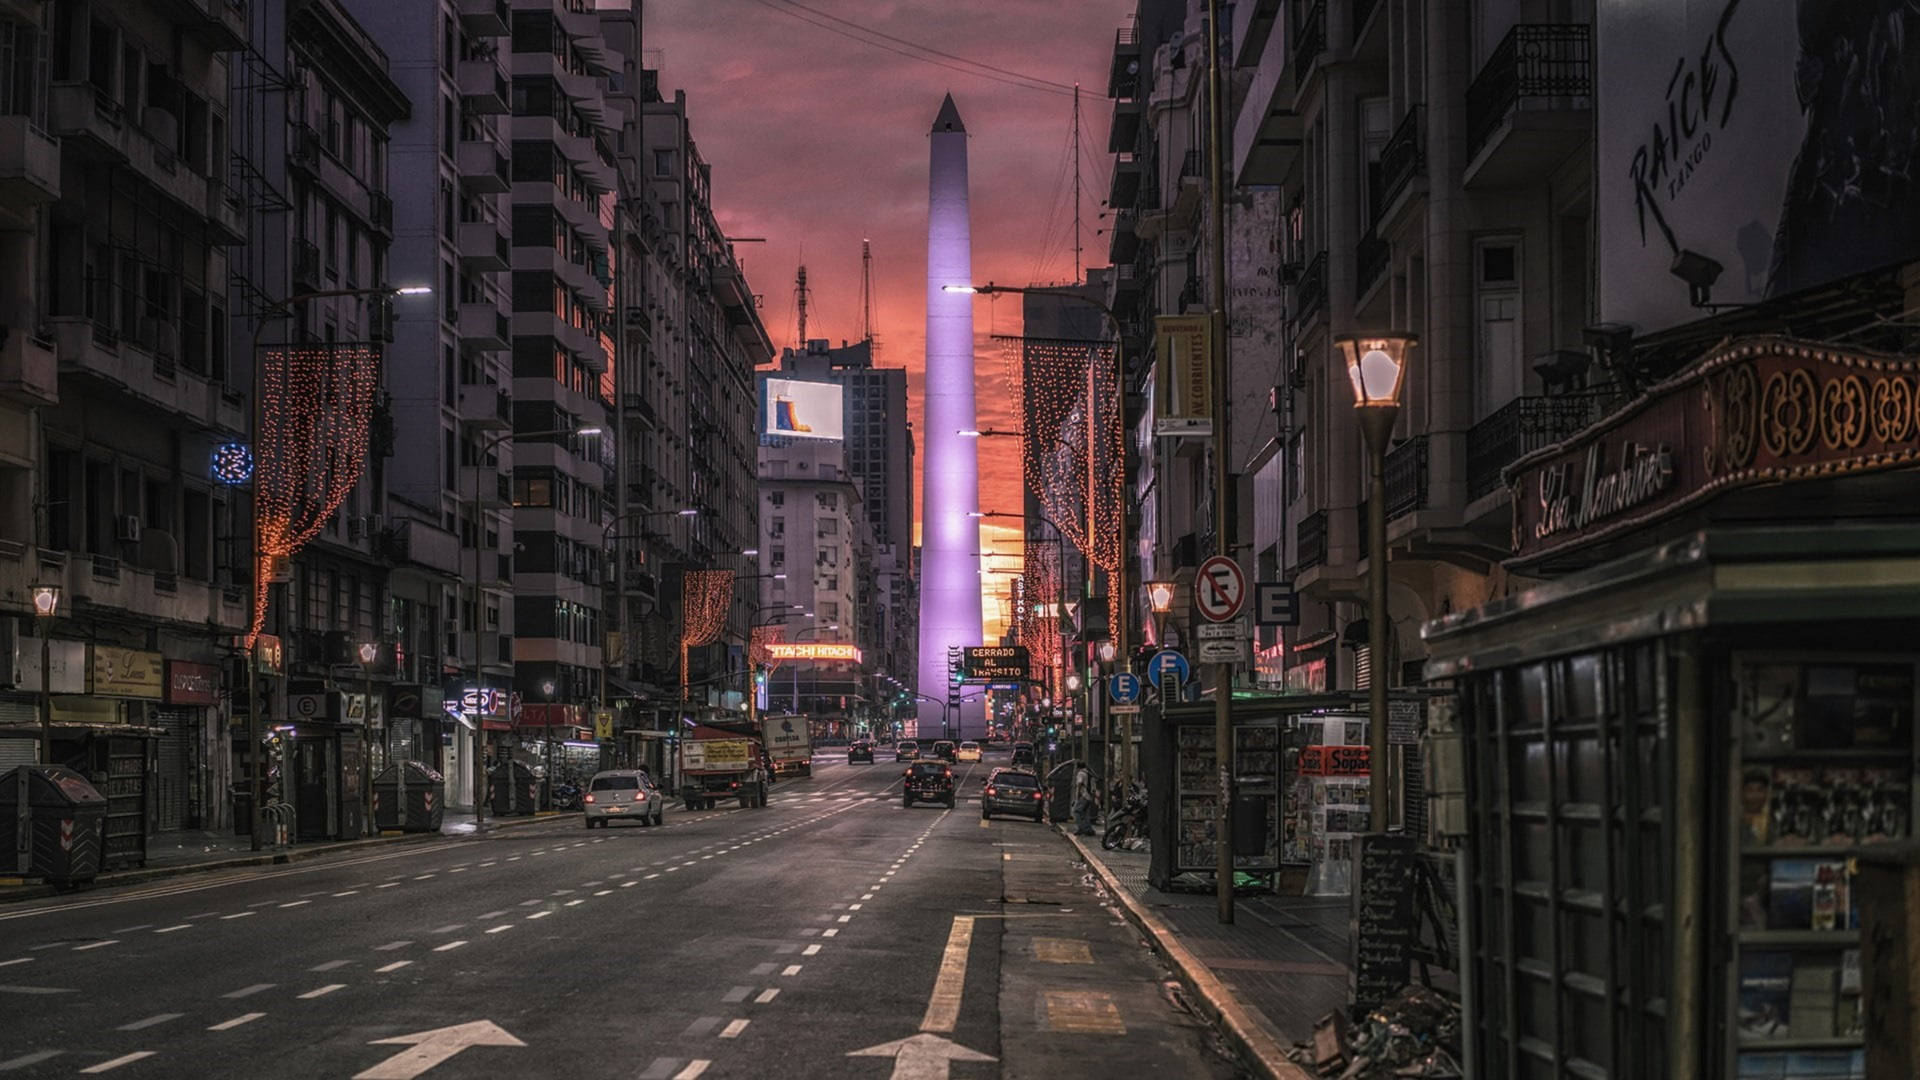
[743,0,1077,98]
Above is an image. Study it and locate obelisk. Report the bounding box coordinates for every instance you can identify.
[919,94,983,741]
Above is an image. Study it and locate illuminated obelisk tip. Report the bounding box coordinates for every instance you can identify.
[918,93,983,740]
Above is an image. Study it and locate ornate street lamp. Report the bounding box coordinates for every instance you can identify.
[1146,581,1175,614]
[1334,332,1416,833]
[30,584,60,764]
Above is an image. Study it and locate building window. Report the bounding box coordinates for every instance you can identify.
[1473,239,1522,419]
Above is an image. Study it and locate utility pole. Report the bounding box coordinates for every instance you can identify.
[1072,83,1083,285]
[1205,0,1236,926]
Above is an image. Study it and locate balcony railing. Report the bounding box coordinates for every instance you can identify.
[1378,105,1424,219]
[1465,24,1592,162]
[1294,250,1327,323]
[1293,0,1327,90]
[1293,511,1327,574]
[1355,232,1388,299]
[1360,435,1431,531]
[1465,388,1622,501]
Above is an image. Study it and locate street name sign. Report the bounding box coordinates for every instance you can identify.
[1197,638,1250,664]
[1110,704,1142,715]
[1195,555,1247,622]
[1195,620,1246,640]
[1255,582,1300,626]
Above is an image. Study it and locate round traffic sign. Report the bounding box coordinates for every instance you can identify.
[1108,672,1141,705]
[1195,555,1247,622]
[1149,649,1190,686]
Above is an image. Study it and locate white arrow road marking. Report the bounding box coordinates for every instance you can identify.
[846,1034,995,1080]
[846,915,996,1079]
[352,1020,525,1080]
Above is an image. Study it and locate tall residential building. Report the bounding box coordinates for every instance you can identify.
[338,0,516,810]
[768,337,915,689]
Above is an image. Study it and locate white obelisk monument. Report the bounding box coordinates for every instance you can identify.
[918,94,984,740]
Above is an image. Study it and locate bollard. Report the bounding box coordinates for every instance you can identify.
[1854,844,1920,1080]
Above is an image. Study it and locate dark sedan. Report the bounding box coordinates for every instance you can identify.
[902,762,955,808]
[980,768,1045,821]
[847,740,874,764]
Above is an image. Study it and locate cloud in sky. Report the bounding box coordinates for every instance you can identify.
[647,0,1133,635]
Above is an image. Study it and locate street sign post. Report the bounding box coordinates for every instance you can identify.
[1108,672,1141,704]
[1194,555,1247,623]
[1255,582,1300,626]
[1196,638,1250,664]
[1148,649,1189,686]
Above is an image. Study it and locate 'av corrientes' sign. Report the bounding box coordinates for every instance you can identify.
[962,646,1030,684]
[1508,336,1920,568]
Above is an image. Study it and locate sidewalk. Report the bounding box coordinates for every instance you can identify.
[1068,832,1350,1080]
[0,811,562,904]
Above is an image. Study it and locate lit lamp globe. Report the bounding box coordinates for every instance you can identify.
[357,642,379,666]
[30,584,61,618]
[1335,333,1416,410]
[1066,673,1083,693]
[1146,581,1175,614]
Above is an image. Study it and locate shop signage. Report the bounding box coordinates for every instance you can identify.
[387,683,425,721]
[10,637,87,694]
[1153,315,1214,436]
[252,634,284,675]
[343,693,384,727]
[1298,745,1371,776]
[961,646,1028,683]
[91,647,164,700]
[290,692,340,722]
[164,661,221,706]
[1352,833,1418,1011]
[1509,337,1920,566]
[766,642,862,663]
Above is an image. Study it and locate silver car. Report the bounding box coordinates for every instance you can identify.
[583,770,663,828]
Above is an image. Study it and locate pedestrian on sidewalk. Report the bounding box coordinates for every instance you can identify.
[1072,763,1096,836]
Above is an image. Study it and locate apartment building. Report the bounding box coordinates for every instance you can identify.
[0,0,250,849]
[339,0,514,810]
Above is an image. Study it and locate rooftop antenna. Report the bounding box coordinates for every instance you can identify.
[794,263,810,347]
[1073,83,1083,285]
[860,238,876,346]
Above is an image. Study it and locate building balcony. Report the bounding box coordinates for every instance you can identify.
[1107,93,1141,154]
[1358,435,1431,528]
[0,328,57,406]
[555,133,616,195]
[1465,389,1620,502]
[1107,209,1138,265]
[1232,0,1283,66]
[1355,232,1388,302]
[0,116,60,211]
[1293,250,1327,325]
[28,547,246,633]
[1375,105,1425,231]
[458,220,511,272]
[1293,0,1327,91]
[457,60,510,115]
[369,191,394,234]
[205,178,245,245]
[48,84,210,220]
[1107,153,1141,210]
[293,237,322,292]
[457,383,512,431]
[456,139,510,193]
[458,302,511,352]
[460,466,512,508]
[457,0,511,37]
[1290,510,1328,577]
[50,317,243,434]
[153,0,247,52]
[377,517,462,577]
[1232,10,1303,186]
[1463,24,1593,189]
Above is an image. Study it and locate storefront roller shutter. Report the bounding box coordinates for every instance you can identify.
[153,708,193,832]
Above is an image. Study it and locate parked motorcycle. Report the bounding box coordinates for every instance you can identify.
[551,781,582,812]
[1101,783,1149,851]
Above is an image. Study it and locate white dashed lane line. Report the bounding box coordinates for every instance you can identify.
[78,1050,155,1073]
[221,984,274,999]
[298,984,345,1000]
[375,961,412,973]
[207,1012,264,1031]
[116,1013,182,1031]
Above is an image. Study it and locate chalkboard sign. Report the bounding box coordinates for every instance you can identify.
[1351,833,1418,1010]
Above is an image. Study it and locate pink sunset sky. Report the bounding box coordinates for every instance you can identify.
[645,0,1134,633]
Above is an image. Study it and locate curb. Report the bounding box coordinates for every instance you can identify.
[0,810,566,905]
[1064,829,1315,1080]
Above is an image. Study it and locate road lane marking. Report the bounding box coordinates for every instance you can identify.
[0,959,28,968]
[376,882,400,888]
[674,1063,710,1080]
[526,911,551,920]
[518,900,541,907]
[666,867,680,873]
[476,910,506,919]
[333,891,361,898]
[111,924,152,933]
[208,1012,265,1031]
[682,1017,720,1037]
[802,944,821,956]
[782,964,803,976]
[592,890,611,897]
[376,961,412,973]
[279,900,311,909]
[79,1051,155,1073]
[431,925,464,934]
[154,924,191,934]
[0,1050,61,1070]
[374,941,412,951]
[861,893,874,900]
[117,1013,182,1031]
[837,915,853,923]
[223,983,274,998]
[645,874,660,880]
[433,941,467,953]
[72,940,118,951]
[1042,989,1127,1034]
[448,868,466,874]
[755,989,779,1004]
[719,1020,749,1039]
[486,925,512,934]
[622,881,638,888]
[721,986,750,1003]
[480,862,497,868]
[564,900,584,907]
[1033,938,1095,965]
[921,916,976,1033]
[848,903,863,911]
[0,985,74,995]
[412,875,435,881]
[311,961,349,971]
[299,984,345,999]
[822,928,838,937]
[750,962,777,976]
[222,908,256,919]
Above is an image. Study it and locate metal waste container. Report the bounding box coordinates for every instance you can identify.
[489,760,538,816]
[2,765,109,886]
[371,761,444,833]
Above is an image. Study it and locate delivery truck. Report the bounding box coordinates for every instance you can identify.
[761,714,813,778]
[678,723,769,810]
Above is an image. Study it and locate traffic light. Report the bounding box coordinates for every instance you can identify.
[754,669,768,691]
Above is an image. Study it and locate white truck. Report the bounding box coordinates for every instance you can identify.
[761,714,813,778]
[678,723,769,810]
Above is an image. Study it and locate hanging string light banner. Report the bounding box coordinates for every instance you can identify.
[679,569,737,697]
[247,344,383,646]
[995,334,1124,573]
[1017,541,1064,700]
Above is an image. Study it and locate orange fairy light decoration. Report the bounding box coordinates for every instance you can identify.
[997,335,1124,574]
[679,569,736,697]
[247,344,382,646]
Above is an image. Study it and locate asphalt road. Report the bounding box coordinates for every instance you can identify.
[0,752,1239,1080]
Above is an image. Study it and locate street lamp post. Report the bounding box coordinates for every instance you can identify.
[30,585,60,765]
[247,283,430,851]
[948,282,1136,792]
[1336,333,1416,834]
[467,424,602,831]
[356,641,378,835]
[598,506,699,767]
